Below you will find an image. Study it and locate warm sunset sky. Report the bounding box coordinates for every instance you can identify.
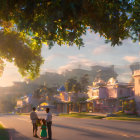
[0,31,139,87]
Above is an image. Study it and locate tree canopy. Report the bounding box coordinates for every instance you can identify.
[0,0,139,79]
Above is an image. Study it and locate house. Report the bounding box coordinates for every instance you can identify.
[86,78,134,113]
[133,70,140,114]
[55,86,70,113]
[15,89,49,113]
[55,86,88,113]
[16,94,33,113]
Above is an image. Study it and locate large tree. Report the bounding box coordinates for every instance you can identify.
[80,74,89,92]
[0,0,139,78]
[65,78,78,92]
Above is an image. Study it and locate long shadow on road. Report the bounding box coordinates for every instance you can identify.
[86,122,140,135]
[7,128,33,140]
[53,124,114,139]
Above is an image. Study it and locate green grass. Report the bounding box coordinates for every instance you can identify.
[106,117,140,121]
[106,111,140,121]
[59,113,105,119]
[59,112,140,121]
[0,124,9,140]
[16,112,30,115]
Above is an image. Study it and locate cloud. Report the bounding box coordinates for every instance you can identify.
[98,61,112,66]
[58,55,95,74]
[40,68,56,74]
[93,45,112,55]
[57,64,74,74]
[117,72,132,82]
[57,55,112,74]
[45,53,67,62]
[68,55,94,66]
[117,75,131,82]
[68,54,85,60]
[123,56,139,63]
[45,55,55,62]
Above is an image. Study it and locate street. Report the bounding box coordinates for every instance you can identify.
[0,112,140,140]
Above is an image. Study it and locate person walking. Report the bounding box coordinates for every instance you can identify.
[30,107,39,137]
[46,108,52,140]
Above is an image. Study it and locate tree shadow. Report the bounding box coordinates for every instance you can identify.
[86,122,140,135]
[0,127,9,140]
[53,124,114,139]
[6,128,33,140]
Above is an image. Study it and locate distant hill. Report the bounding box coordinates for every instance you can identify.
[30,65,118,87]
[0,65,118,95]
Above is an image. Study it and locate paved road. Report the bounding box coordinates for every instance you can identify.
[0,112,140,140]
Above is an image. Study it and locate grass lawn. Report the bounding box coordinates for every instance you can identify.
[16,112,30,115]
[106,112,140,121]
[0,124,9,140]
[59,113,105,119]
[106,116,140,121]
[59,112,140,121]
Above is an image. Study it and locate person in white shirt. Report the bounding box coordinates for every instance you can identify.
[46,108,52,140]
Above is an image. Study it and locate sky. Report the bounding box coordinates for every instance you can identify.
[0,31,139,87]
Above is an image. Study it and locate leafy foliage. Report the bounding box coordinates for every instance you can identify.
[0,0,139,78]
[0,0,139,47]
[0,20,43,79]
[80,74,89,92]
[65,78,81,93]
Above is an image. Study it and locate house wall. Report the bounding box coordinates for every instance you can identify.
[63,104,68,113]
[87,87,99,99]
[133,70,140,114]
[99,87,108,99]
[134,76,140,101]
[56,103,68,113]
[24,96,32,104]
[117,87,132,98]
[87,88,94,98]
[92,89,99,98]
[106,85,117,98]
[88,84,133,100]
[21,104,32,113]
[87,83,134,113]
[17,100,23,107]
[56,103,63,113]
[80,103,87,112]
[59,92,69,101]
